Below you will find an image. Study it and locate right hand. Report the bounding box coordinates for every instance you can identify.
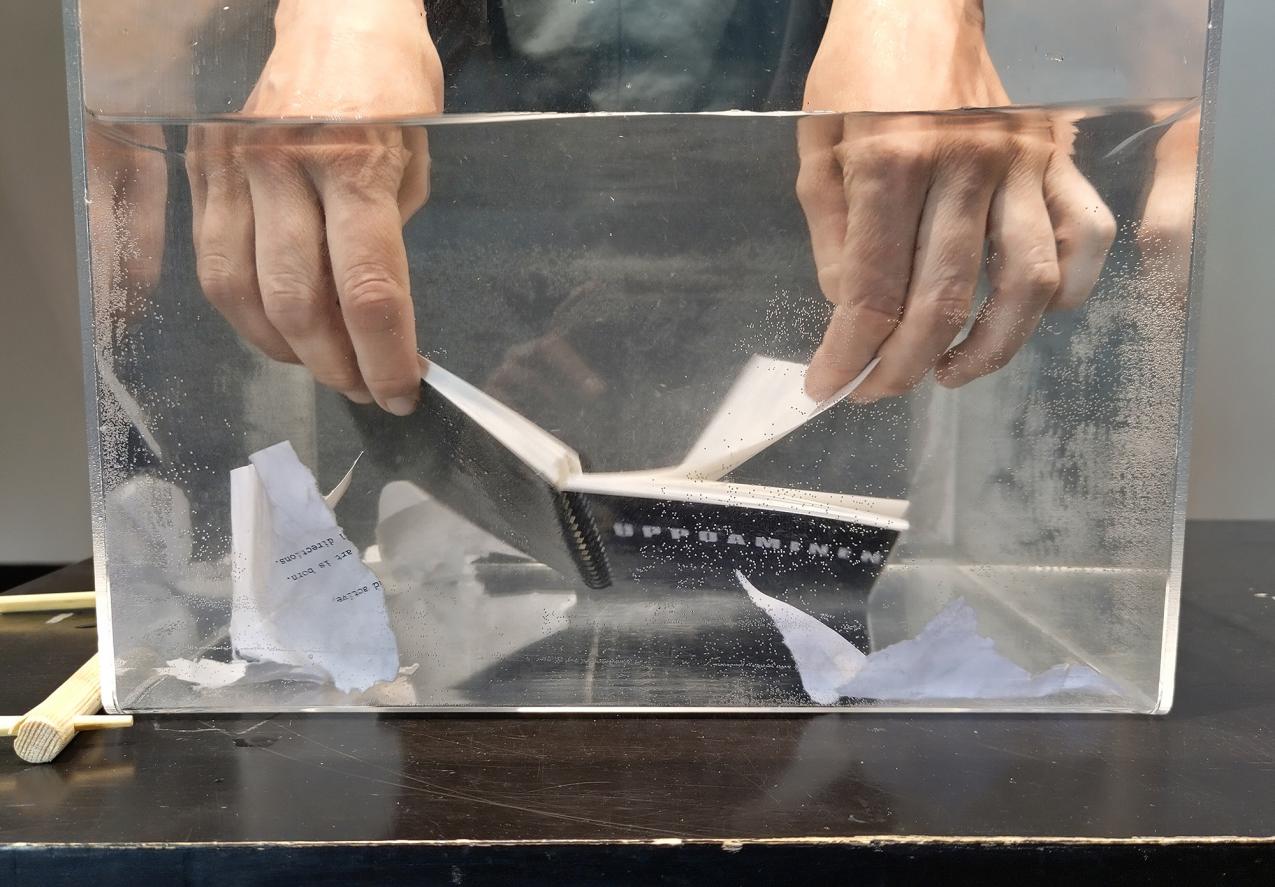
[797,0,1116,401]
[185,0,443,414]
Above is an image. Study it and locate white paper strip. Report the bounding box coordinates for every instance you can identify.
[230,441,399,693]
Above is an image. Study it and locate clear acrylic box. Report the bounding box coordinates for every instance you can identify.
[66,0,1222,712]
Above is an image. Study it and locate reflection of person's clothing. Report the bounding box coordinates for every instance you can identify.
[441,0,831,112]
[413,0,912,505]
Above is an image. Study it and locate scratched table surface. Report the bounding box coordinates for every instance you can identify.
[2,521,1274,885]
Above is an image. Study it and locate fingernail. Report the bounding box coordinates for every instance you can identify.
[344,389,374,405]
[385,396,417,416]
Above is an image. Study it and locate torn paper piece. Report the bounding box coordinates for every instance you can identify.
[158,657,331,691]
[323,452,362,509]
[158,658,247,690]
[837,598,1117,701]
[740,573,1116,703]
[231,441,399,693]
[739,573,866,704]
[354,673,419,706]
[46,613,74,625]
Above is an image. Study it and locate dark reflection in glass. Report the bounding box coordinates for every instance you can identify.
[227,717,404,841]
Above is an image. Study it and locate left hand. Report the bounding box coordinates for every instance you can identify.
[185,0,443,414]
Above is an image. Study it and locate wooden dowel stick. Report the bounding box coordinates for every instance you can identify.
[0,591,97,614]
[12,655,106,763]
[0,716,19,737]
[72,714,133,731]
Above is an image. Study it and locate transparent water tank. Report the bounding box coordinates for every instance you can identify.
[65,0,1222,712]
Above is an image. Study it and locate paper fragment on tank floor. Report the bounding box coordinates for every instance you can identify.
[157,657,331,691]
[739,572,1116,703]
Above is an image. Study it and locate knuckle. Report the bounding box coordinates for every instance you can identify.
[1090,205,1119,250]
[870,375,919,399]
[795,168,827,205]
[260,271,324,333]
[196,254,250,306]
[313,366,364,393]
[259,344,300,365]
[982,346,1016,373]
[845,137,929,179]
[1059,204,1118,256]
[1011,134,1053,165]
[921,278,975,325]
[942,133,1009,176]
[244,141,300,175]
[319,144,408,193]
[816,266,842,302]
[967,135,1007,167]
[849,287,905,324]
[340,264,407,331]
[361,370,416,394]
[1021,259,1062,298]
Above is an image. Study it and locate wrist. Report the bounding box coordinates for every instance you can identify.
[808,0,1005,111]
[828,0,985,30]
[274,0,431,41]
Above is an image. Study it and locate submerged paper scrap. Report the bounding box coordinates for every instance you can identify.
[836,600,1116,701]
[738,573,1116,703]
[231,441,399,693]
[322,452,362,509]
[158,658,248,690]
[158,658,416,692]
[741,575,867,704]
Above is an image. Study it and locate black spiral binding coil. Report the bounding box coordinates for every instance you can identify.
[554,491,612,589]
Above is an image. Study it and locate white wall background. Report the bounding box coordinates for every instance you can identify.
[1183,1,1275,519]
[0,1,91,563]
[0,0,1270,564]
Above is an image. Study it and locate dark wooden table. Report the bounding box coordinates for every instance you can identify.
[3,521,1274,885]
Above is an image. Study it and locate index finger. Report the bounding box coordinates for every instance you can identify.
[804,131,930,400]
[316,145,420,415]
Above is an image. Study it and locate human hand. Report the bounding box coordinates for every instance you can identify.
[798,0,1115,401]
[185,0,442,414]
